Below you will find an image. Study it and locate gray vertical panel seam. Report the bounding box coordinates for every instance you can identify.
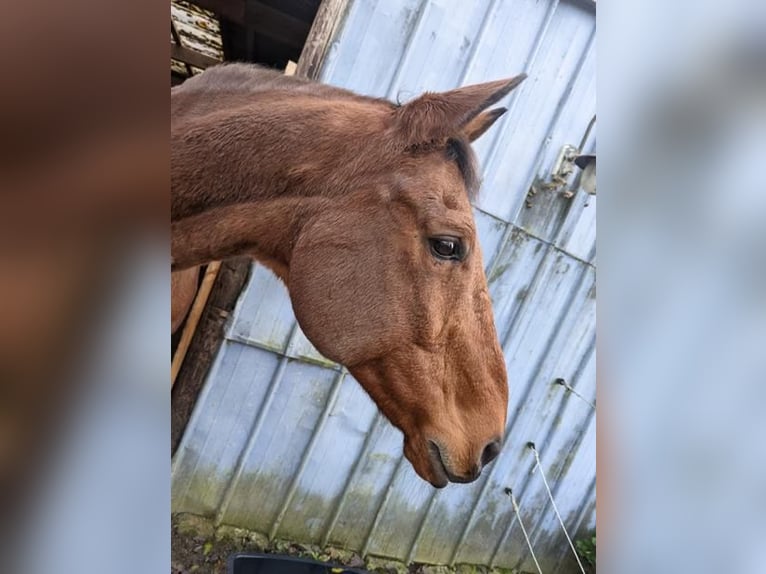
[587,236,596,264]
[361,457,407,558]
[320,412,386,548]
[456,0,502,85]
[387,0,431,100]
[269,368,349,540]
[173,340,242,507]
[214,322,302,525]
[171,339,230,476]
[480,0,562,179]
[404,488,439,564]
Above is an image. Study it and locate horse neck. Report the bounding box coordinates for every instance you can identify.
[171,93,391,276]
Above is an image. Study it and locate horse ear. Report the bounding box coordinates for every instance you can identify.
[394,74,526,145]
[463,107,508,142]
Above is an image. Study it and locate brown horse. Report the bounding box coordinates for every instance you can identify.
[171,63,525,488]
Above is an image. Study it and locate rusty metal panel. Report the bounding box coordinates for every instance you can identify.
[172,0,596,570]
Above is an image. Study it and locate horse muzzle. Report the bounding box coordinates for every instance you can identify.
[422,438,502,488]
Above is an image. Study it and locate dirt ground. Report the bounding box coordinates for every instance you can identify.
[171,513,503,574]
[172,518,242,573]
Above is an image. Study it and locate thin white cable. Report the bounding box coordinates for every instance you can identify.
[555,378,596,410]
[505,488,544,574]
[529,444,587,574]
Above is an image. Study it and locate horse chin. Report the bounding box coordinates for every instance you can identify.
[404,436,449,488]
[425,453,450,489]
[411,455,449,489]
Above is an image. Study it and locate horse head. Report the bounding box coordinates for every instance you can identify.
[287,75,525,486]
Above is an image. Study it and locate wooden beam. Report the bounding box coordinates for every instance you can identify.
[246,1,312,47]
[188,0,244,24]
[296,0,350,79]
[170,43,221,70]
[190,0,311,48]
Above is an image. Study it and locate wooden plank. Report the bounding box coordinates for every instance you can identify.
[171,258,251,454]
[171,262,221,387]
[170,43,221,70]
[170,19,194,77]
[296,0,351,79]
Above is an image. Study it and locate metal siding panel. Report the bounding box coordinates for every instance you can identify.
[325,419,406,549]
[277,374,379,542]
[533,41,596,182]
[366,464,440,561]
[465,0,561,178]
[221,360,340,529]
[228,264,295,352]
[481,3,595,222]
[525,415,596,573]
[380,0,493,98]
[556,158,597,263]
[320,0,426,97]
[172,342,281,516]
[514,31,596,243]
[474,207,510,272]
[229,263,340,367]
[172,0,596,569]
[486,227,548,340]
[550,482,596,574]
[494,289,596,569]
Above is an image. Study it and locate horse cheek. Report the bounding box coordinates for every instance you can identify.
[288,240,398,367]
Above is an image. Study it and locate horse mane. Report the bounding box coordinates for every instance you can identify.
[173,63,481,200]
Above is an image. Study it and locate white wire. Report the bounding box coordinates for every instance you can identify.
[529,444,588,574]
[506,489,544,574]
[555,378,596,410]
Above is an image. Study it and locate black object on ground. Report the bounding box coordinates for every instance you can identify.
[228,553,369,574]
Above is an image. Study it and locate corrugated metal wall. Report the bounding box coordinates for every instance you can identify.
[171,0,596,571]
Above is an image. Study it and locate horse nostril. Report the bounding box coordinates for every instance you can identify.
[481,439,502,467]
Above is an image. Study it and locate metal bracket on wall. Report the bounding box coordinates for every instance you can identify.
[526,144,579,207]
[550,143,580,194]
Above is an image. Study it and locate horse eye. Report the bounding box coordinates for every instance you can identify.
[429,237,463,261]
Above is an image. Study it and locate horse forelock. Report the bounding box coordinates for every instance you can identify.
[445,137,481,200]
[401,136,481,201]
